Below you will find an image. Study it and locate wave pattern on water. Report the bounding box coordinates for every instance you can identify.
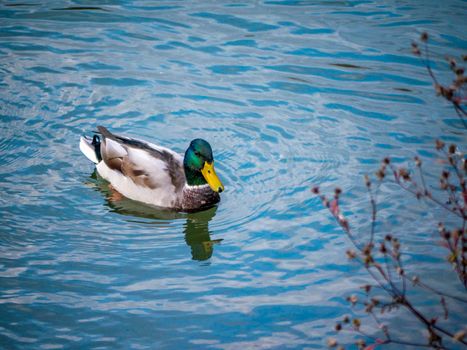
[0,1,466,349]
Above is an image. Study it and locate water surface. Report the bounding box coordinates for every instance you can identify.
[1,1,466,349]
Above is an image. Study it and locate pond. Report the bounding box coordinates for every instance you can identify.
[0,1,466,349]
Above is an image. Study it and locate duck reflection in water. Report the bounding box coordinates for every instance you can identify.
[183,208,221,261]
[88,171,222,261]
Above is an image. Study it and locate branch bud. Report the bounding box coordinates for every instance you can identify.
[327,338,338,348]
[346,250,357,259]
[411,42,421,56]
[398,168,410,181]
[364,174,371,187]
[375,168,385,180]
[380,243,387,254]
[435,139,445,150]
[454,330,466,342]
[414,156,422,167]
[352,318,361,329]
[347,295,358,305]
[334,187,342,197]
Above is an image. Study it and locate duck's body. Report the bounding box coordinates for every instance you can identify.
[80,126,223,211]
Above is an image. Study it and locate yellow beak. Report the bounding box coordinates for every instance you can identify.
[201,161,224,193]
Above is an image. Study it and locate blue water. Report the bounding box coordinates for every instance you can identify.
[1,1,466,349]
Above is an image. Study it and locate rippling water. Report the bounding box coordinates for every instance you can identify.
[1,1,466,349]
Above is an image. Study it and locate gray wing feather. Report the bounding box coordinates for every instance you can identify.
[97,126,185,191]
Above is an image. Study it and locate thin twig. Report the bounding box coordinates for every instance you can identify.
[367,184,377,245]
[407,275,467,303]
[392,174,464,219]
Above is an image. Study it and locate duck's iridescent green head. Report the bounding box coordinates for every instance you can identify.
[184,139,224,193]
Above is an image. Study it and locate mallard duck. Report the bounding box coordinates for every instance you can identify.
[79,126,224,211]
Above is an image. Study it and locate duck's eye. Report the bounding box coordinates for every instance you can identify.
[195,151,201,157]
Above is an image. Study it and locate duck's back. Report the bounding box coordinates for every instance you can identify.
[96,126,186,208]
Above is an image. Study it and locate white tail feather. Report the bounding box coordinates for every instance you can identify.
[79,136,99,164]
